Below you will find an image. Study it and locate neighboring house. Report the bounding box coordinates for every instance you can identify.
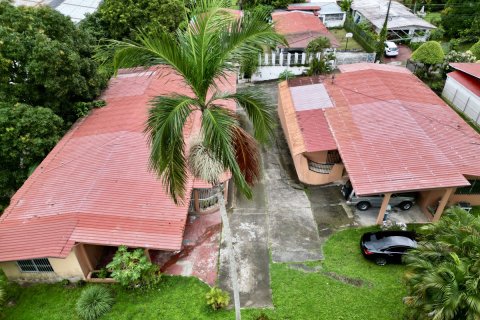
[351,0,435,42]
[0,68,233,282]
[272,11,340,52]
[14,0,100,23]
[287,1,346,28]
[278,63,480,224]
[443,63,480,126]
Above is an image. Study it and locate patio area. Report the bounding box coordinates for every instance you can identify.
[355,205,429,226]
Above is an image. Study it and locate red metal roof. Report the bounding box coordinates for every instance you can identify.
[323,66,479,195]
[297,109,337,152]
[0,68,237,261]
[450,63,480,80]
[448,71,480,97]
[287,5,320,11]
[272,11,340,48]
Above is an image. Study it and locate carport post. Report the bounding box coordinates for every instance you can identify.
[432,188,454,222]
[376,193,392,225]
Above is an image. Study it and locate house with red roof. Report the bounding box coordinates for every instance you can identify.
[272,11,340,51]
[442,63,480,126]
[287,1,346,28]
[0,68,233,282]
[278,63,480,224]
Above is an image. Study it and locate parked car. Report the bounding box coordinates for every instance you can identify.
[341,181,416,211]
[360,231,417,266]
[384,41,399,57]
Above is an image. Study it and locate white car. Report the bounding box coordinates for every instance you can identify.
[384,41,399,57]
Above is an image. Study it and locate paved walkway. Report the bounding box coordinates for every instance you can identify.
[218,81,323,308]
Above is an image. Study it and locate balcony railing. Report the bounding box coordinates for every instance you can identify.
[189,183,225,213]
[308,160,335,174]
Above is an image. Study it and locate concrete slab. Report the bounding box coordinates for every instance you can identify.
[218,213,272,308]
[355,205,429,226]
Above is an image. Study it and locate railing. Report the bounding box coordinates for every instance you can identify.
[257,51,376,67]
[308,160,335,174]
[189,183,225,213]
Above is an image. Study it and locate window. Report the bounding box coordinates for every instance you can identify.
[455,180,480,195]
[17,258,54,272]
[324,13,344,21]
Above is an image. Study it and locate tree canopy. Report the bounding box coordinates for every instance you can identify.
[470,40,480,60]
[0,104,64,211]
[411,41,445,65]
[0,1,107,121]
[80,0,186,41]
[441,0,480,41]
[404,208,480,320]
[108,0,284,202]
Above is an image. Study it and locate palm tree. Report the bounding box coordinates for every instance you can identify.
[107,2,284,319]
[403,207,480,320]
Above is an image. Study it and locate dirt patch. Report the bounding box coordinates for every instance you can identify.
[287,263,322,273]
[322,271,369,287]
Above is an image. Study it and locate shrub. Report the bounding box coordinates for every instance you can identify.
[206,287,230,310]
[76,286,114,320]
[60,279,70,286]
[470,40,480,60]
[429,27,444,41]
[278,70,295,81]
[411,41,445,65]
[107,246,160,289]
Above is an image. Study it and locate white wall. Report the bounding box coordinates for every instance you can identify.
[320,13,346,28]
[250,66,308,82]
[443,76,480,125]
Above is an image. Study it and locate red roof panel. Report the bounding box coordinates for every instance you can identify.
[0,67,237,261]
[296,109,337,152]
[272,11,340,48]
[323,67,479,195]
[448,71,480,97]
[450,63,480,80]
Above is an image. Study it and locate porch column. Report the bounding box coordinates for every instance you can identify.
[376,193,392,225]
[194,189,200,212]
[144,249,151,262]
[223,180,229,205]
[432,188,454,222]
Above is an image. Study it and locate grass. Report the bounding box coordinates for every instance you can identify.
[330,29,364,51]
[471,206,480,217]
[3,227,408,320]
[424,12,441,25]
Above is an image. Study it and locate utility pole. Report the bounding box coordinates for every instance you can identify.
[376,0,392,61]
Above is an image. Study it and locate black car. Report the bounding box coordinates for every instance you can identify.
[360,231,417,266]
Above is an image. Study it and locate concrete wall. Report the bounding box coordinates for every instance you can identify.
[320,13,345,28]
[251,66,308,82]
[293,153,344,185]
[443,76,480,125]
[0,249,85,283]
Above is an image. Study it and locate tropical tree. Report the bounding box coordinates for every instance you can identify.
[306,37,333,75]
[107,2,284,318]
[403,207,480,320]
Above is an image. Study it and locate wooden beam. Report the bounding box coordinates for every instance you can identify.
[376,193,392,225]
[433,188,454,222]
[194,189,200,213]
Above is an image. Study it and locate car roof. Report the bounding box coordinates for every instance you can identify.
[363,231,417,249]
[385,41,397,48]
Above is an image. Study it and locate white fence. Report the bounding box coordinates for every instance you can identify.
[249,51,376,81]
[443,77,480,125]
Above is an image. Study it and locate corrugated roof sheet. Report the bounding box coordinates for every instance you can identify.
[0,67,236,261]
[272,11,340,48]
[290,83,333,110]
[450,63,480,80]
[352,0,435,30]
[324,67,478,195]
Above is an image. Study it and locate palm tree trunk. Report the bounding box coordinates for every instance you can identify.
[218,192,241,320]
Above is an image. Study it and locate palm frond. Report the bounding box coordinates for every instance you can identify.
[218,90,276,144]
[145,95,198,204]
[187,136,225,184]
[201,106,252,198]
[232,126,260,185]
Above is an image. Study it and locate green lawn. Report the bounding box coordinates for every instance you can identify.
[3,227,408,320]
[330,29,364,51]
[424,12,441,25]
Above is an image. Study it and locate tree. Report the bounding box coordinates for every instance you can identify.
[0,104,64,210]
[80,0,186,41]
[108,2,284,318]
[441,0,480,41]
[411,41,445,79]
[0,2,108,121]
[306,37,333,75]
[470,40,480,60]
[403,207,480,320]
[339,0,352,12]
